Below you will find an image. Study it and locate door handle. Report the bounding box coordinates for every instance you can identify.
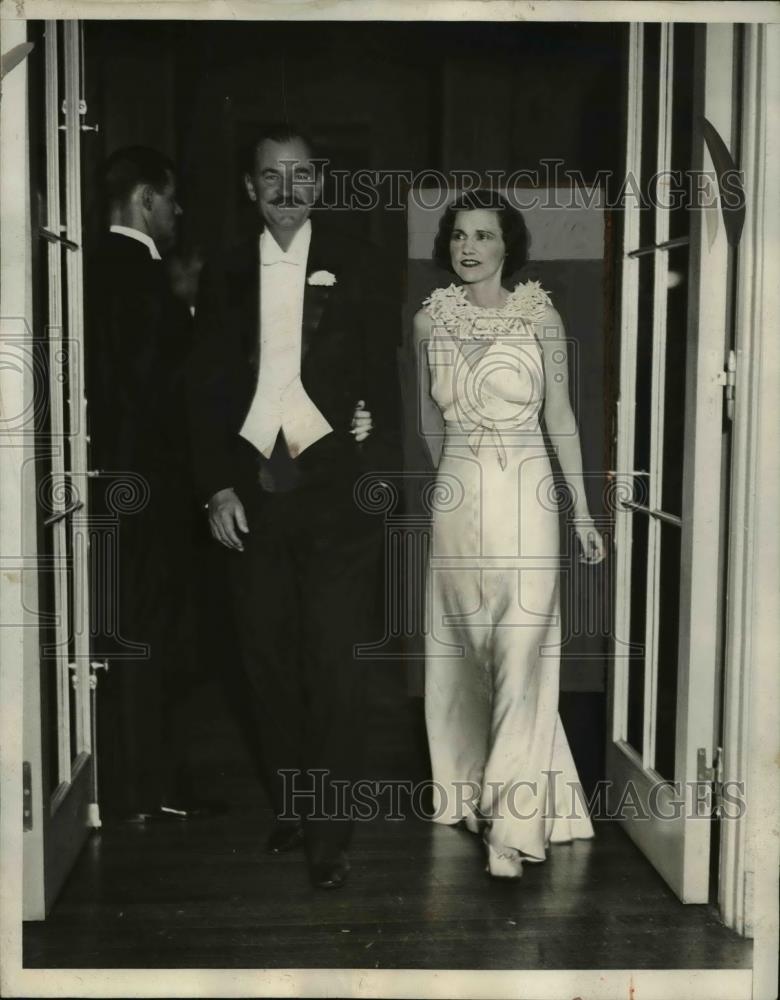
[618,499,682,527]
[626,236,690,259]
[39,227,79,252]
[44,500,84,526]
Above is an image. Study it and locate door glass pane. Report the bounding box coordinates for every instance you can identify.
[655,522,682,780]
[69,662,78,763]
[669,24,696,243]
[40,514,66,792]
[653,24,696,779]
[627,508,649,753]
[634,255,654,476]
[627,253,653,756]
[42,661,59,793]
[64,475,78,765]
[661,243,689,517]
[638,24,661,250]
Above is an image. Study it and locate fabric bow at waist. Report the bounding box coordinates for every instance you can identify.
[467,421,507,470]
[444,416,543,470]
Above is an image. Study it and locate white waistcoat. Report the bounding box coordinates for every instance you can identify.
[238,221,333,458]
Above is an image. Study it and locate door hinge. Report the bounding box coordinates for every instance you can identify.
[59,98,100,133]
[89,659,109,690]
[61,98,88,116]
[69,661,108,689]
[23,761,33,831]
[696,745,724,817]
[716,349,737,421]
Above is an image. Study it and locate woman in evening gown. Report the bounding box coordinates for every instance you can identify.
[413,190,605,878]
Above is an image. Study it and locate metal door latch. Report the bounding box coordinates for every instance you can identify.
[716,350,737,421]
[89,660,109,690]
[59,98,100,132]
[696,746,724,817]
[23,762,33,831]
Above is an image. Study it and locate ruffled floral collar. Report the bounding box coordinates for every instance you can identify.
[422,280,552,341]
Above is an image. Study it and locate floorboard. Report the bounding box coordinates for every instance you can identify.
[23,669,752,971]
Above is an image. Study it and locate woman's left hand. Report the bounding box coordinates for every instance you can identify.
[574,518,606,565]
[351,399,373,442]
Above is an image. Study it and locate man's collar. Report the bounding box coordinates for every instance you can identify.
[260,219,312,266]
[109,225,162,260]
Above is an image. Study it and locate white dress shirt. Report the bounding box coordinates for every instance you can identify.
[238,221,333,459]
[109,224,162,260]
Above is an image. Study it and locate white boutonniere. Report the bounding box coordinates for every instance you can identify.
[307,270,337,287]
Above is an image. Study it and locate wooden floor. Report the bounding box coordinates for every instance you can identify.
[24,669,752,971]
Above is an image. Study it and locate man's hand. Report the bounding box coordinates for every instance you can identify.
[351,400,373,442]
[208,487,249,552]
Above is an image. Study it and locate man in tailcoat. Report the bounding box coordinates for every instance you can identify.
[187,125,400,888]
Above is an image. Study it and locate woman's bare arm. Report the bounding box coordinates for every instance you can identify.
[538,305,605,563]
[412,309,445,469]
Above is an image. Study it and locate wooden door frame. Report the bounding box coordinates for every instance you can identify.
[0,15,42,927]
[717,22,780,998]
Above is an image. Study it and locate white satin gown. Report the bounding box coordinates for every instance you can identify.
[422,280,594,861]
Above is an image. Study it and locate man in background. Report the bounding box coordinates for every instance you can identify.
[86,146,221,823]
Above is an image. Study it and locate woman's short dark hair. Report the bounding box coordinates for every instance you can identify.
[432,189,530,277]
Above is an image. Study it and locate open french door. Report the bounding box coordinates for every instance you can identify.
[22,19,100,920]
[607,23,739,904]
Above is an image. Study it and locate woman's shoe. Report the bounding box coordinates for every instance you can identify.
[484,837,524,878]
[453,809,483,834]
[463,810,482,834]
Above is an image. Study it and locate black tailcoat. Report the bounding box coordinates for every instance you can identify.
[186,222,402,863]
[86,232,202,817]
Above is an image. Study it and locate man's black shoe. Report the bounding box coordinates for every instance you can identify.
[117,801,229,824]
[266,823,305,854]
[309,854,350,890]
[160,800,229,819]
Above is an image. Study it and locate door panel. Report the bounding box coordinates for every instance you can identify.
[607,23,735,903]
[23,19,98,921]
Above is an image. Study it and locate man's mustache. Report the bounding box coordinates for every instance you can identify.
[269,195,309,208]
